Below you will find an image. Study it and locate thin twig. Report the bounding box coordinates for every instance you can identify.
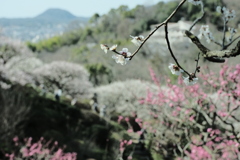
[113,50,123,56]
[222,19,227,49]
[224,35,240,49]
[212,40,222,47]
[194,52,200,75]
[189,2,205,31]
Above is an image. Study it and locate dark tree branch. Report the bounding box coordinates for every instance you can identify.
[185,30,240,63]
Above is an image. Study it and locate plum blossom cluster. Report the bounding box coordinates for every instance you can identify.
[168,63,198,86]
[118,139,133,160]
[198,25,215,43]
[100,44,118,54]
[100,44,131,65]
[119,139,133,153]
[100,35,144,65]
[5,137,77,160]
[112,48,131,65]
[137,64,240,159]
[216,6,236,22]
[33,61,93,99]
[94,79,158,119]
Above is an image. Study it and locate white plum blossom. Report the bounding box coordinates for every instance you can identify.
[94,79,159,118]
[216,6,236,22]
[100,44,109,53]
[119,48,131,57]
[168,63,184,75]
[227,27,237,42]
[216,6,222,14]
[112,48,131,65]
[228,27,237,34]
[112,55,126,65]
[110,44,118,51]
[130,35,144,46]
[198,25,214,43]
[183,76,198,86]
[225,9,236,22]
[188,0,202,5]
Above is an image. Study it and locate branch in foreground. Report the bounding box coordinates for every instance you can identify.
[185,30,240,63]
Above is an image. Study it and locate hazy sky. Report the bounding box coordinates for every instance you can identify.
[0,0,167,18]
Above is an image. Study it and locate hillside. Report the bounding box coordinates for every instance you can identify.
[28,0,240,84]
[35,8,77,22]
[1,1,240,159]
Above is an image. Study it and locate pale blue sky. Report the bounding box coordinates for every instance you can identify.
[0,0,167,18]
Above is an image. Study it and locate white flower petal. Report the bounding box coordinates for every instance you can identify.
[183,76,198,86]
[127,52,131,57]
[139,35,144,40]
[122,48,128,52]
[168,63,183,75]
[100,44,109,54]
[130,35,144,46]
[110,44,118,51]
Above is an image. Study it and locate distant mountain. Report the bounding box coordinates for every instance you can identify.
[35,8,80,22]
[0,8,89,41]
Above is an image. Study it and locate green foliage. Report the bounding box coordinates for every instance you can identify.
[26,30,82,52]
[85,63,113,86]
[183,0,223,25]
[26,41,37,52]
[73,45,89,55]
[80,27,93,42]
[27,36,61,52]
[99,38,129,46]
[89,13,100,23]
[26,0,226,54]
[131,18,158,35]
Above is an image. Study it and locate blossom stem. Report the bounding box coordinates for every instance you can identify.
[224,35,240,50]
[113,50,123,56]
[165,23,190,76]
[222,18,227,49]
[194,52,200,75]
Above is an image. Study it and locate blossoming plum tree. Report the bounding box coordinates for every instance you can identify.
[99,0,239,159]
[110,64,240,159]
[5,137,77,160]
[138,63,240,159]
[33,61,93,99]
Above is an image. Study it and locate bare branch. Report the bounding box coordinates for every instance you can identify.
[185,30,240,62]
[224,35,240,49]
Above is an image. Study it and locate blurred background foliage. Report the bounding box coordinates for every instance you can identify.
[1,0,240,159]
[26,0,226,53]
[26,0,233,84]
